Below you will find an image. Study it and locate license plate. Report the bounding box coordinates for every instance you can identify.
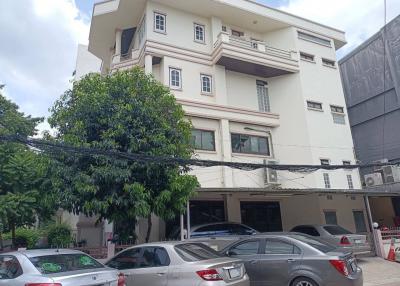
[354,239,362,244]
[229,267,241,279]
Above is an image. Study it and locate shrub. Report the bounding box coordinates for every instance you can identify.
[3,228,41,248]
[47,224,72,247]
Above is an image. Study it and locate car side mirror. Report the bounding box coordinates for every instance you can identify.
[226,250,235,256]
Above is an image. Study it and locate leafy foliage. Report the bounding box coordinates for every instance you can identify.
[0,92,57,247]
[47,224,72,247]
[49,68,199,241]
[3,228,42,248]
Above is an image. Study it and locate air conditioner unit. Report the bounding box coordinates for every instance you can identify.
[382,166,400,184]
[373,158,389,171]
[364,173,383,187]
[263,159,279,185]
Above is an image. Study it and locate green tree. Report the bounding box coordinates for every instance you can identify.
[0,92,55,248]
[49,67,199,242]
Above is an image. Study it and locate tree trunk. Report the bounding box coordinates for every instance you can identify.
[145,215,152,243]
[11,222,16,249]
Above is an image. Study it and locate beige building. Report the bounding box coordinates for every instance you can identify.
[85,0,385,243]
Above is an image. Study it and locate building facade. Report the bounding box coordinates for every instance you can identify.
[339,15,400,228]
[88,0,368,243]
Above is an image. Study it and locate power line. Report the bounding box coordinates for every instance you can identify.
[1,135,399,172]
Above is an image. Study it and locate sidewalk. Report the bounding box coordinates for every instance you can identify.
[358,257,400,286]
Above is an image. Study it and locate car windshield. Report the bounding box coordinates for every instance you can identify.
[29,254,104,274]
[323,226,352,235]
[289,234,336,253]
[174,243,223,262]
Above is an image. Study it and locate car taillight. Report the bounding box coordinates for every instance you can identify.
[330,260,349,276]
[196,269,223,281]
[340,236,351,245]
[118,273,126,286]
[25,284,62,286]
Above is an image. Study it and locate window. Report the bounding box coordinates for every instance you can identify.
[257,81,270,112]
[323,173,331,189]
[265,240,301,255]
[0,255,22,279]
[30,254,104,274]
[343,161,351,165]
[320,159,330,166]
[322,58,336,67]
[323,225,352,235]
[347,174,354,189]
[289,234,335,253]
[353,211,367,233]
[191,129,215,151]
[154,12,166,33]
[231,30,244,37]
[300,52,315,62]
[331,105,345,124]
[298,31,331,47]
[169,68,181,89]
[330,105,344,113]
[222,25,227,32]
[231,133,270,155]
[194,23,205,43]
[140,247,170,268]
[291,226,320,237]
[174,243,222,262]
[307,101,322,111]
[200,74,212,94]
[106,248,142,270]
[229,240,260,256]
[324,211,338,225]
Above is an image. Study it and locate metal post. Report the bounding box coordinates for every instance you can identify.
[180,214,184,241]
[186,201,191,240]
[364,195,378,255]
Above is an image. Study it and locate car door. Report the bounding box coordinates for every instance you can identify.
[106,247,143,286]
[257,239,302,286]
[227,239,262,286]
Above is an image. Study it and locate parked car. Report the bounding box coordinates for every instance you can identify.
[168,222,258,240]
[0,249,125,286]
[290,224,371,255]
[220,233,363,286]
[106,241,249,286]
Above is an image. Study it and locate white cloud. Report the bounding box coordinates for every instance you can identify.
[278,0,400,57]
[0,0,90,134]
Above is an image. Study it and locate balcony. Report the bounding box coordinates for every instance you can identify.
[212,32,299,78]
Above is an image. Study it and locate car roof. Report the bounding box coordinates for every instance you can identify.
[192,222,252,229]
[4,249,86,258]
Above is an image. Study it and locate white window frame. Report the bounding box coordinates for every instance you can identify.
[300,52,315,63]
[307,100,323,111]
[194,23,205,43]
[169,67,182,89]
[200,74,212,95]
[257,81,270,113]
[154,12,166,34]
[331,105,346,125]
[323,173,331,189]
[322,58,336,68]
[320,159,330,166]
[347,174,354,189]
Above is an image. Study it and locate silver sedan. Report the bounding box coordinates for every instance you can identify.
[106,241,250,286]
[220,233,363,286]
[0,249,125,286]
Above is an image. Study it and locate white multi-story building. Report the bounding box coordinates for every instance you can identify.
[88,0,370,243]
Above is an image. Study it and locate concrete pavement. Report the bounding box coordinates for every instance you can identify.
[358,257,400,286]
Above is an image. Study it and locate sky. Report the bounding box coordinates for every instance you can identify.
[1,0,399,134]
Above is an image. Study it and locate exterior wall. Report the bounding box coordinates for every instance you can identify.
[339,15,400,177]
[74,44,102,80]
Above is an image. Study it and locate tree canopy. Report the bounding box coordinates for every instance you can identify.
[49,67,199,242]
[0,92,55,247]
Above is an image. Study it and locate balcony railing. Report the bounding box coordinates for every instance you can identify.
[214,32,297,61]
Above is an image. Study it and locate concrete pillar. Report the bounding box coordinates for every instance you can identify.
[211,17,223,45]
[214,65,228,105]
[145,54,153,74]
[226,194,241,223]
[220,119,233,187]
[115,29,122,55]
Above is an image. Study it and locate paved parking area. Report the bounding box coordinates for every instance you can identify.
[358,257,400,286]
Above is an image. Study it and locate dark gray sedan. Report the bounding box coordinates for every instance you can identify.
[220,233,363,286]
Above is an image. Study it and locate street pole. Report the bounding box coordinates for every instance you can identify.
[186,201,191,240]
[180,214,184,241]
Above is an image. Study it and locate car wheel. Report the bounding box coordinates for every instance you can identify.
[291,277,318,286]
